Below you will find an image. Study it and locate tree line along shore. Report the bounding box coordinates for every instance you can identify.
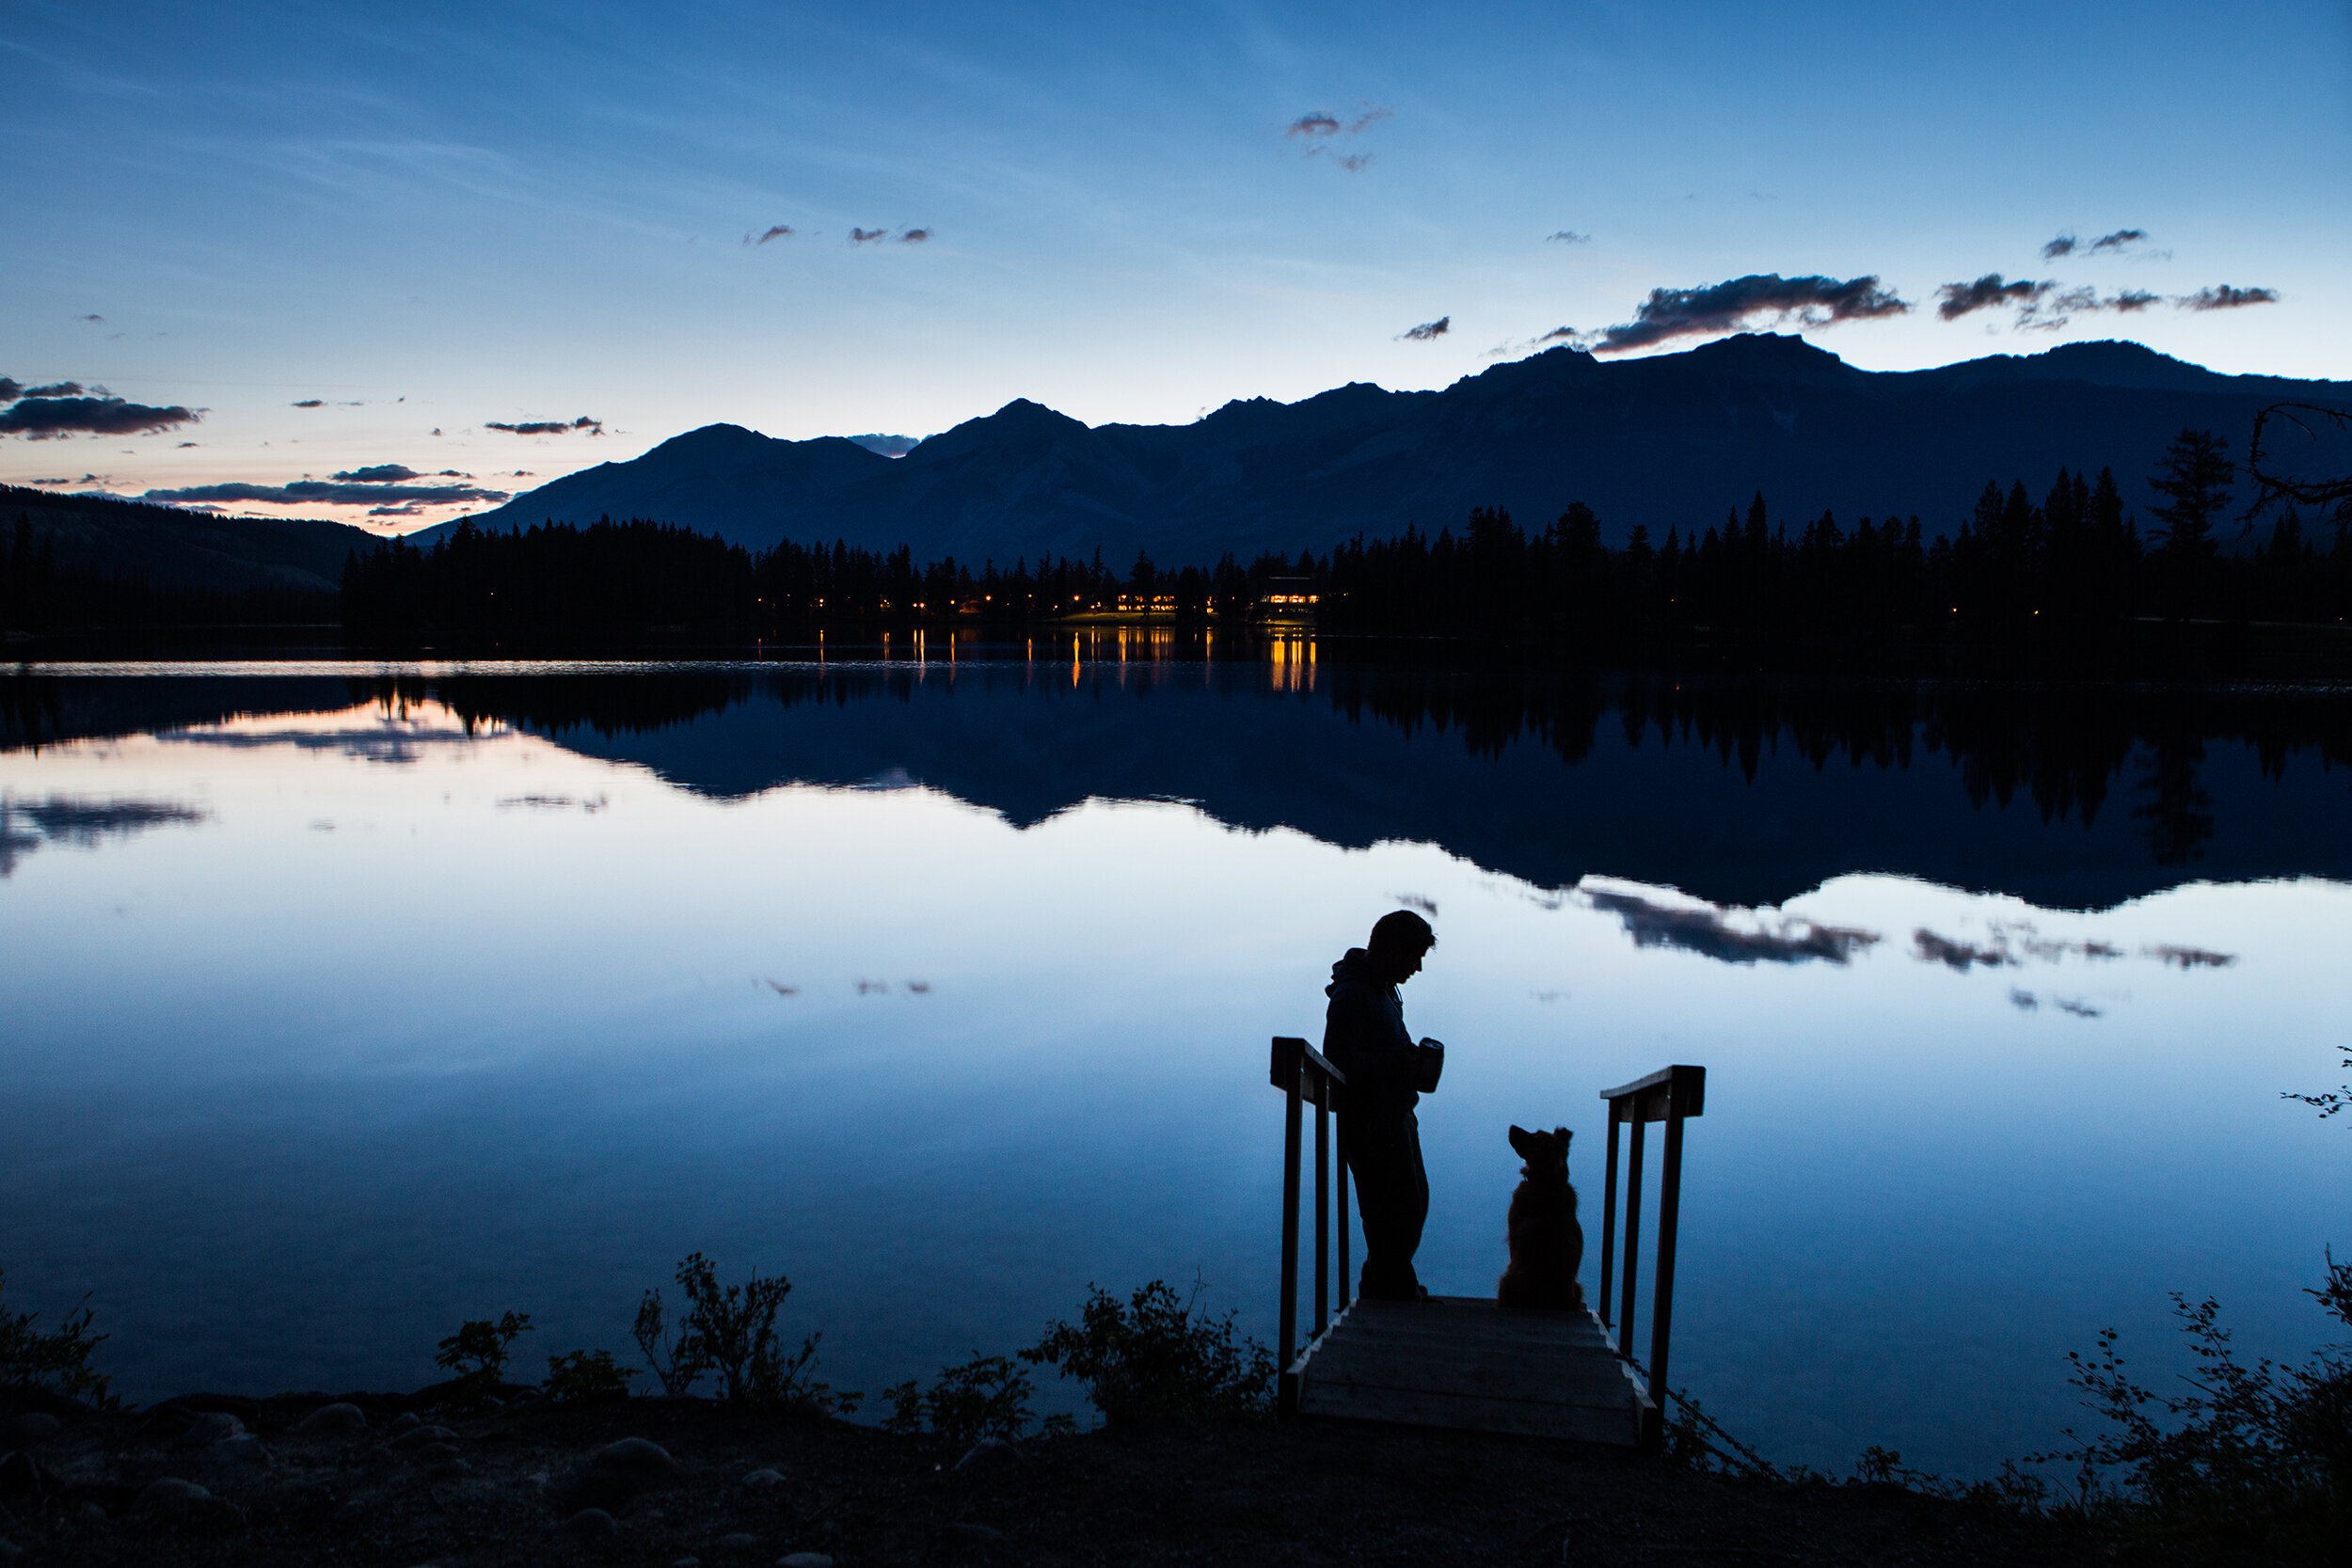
[4,427,2349,661]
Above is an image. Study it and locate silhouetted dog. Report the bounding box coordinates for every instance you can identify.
[1497,1124,1584,1309]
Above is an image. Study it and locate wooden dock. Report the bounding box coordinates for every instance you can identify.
[1288,1294,1652,1444]
[1270,1039,1705,1450]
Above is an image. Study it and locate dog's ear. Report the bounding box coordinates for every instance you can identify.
[1508,1124,1535,1157]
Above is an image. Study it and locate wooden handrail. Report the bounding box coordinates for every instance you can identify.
[1269,1036,1347,1418]
[1597,1063,1706,1446]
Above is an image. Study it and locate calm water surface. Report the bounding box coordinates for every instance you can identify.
[3,645,2347,1476]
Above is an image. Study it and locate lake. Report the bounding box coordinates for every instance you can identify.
[3,635,2347,1477]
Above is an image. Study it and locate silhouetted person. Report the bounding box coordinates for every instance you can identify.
[1323,910,1443,1301]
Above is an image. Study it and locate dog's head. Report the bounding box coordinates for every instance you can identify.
[1508,1124,1571,1180]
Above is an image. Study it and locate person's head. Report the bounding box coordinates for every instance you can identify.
[1367,909,1437,984]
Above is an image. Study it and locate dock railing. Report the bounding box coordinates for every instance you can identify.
[1268,1035,1347,1418]
[1597,1064,1707,1437]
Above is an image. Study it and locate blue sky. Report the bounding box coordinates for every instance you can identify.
[5,0,2346,530]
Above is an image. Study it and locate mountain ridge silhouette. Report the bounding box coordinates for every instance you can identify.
[428,335,2352,567]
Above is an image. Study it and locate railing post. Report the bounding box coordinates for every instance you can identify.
[1313,1094,1330,1339]
[1618,1112,1646,1360]
[1334,1102,1350,1311]
[1647,1083,1689,1418]
[1275,1038,1302,1417]
[1598,1108,1622,1332]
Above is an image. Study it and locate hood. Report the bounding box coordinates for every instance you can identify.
[1327,947,1382,998]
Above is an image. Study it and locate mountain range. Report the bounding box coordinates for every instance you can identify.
[436,334,2351,567]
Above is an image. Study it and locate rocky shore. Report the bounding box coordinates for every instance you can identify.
[0,1384,2077,1567]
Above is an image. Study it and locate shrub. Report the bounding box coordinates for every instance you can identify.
[636,1253,859,1415]
[1020,1278,1275,1428]
[434,1310,532,1404]
[0,1268,116,1408]
[882,1354,1068,1444]
[543,1349,639,1404]
[2030,1253,2352,1562]
[633,1285,710,1397]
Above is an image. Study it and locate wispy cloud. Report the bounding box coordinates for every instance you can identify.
[2090,228,2147,253]
[1397,316,1451,341]
[2041,234,2077,260]
[848,227,887,244]
[1589,273,1908,354]
[143,476,509,508]
[2180,284,2279,310]
[1286,104,1391,171]
[898,228,931,243]
[1584,887,1880,966]
[0,389,201,439]
[292,398,326,407]
[1546,230,1591,245]
[484,416,603,436]
[748,224,794,245]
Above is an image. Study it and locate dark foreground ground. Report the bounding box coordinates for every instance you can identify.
[0,1388,2083,1568]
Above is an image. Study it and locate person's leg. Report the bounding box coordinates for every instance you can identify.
[1344,1114,1420,1299]
[1399,1115,1429,1295]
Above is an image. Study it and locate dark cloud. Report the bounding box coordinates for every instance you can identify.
[1535,325,1578,343]
[849,434,920,457]
[292,399,326,407]
[142,478,510,508]
[2041,234,2077,260]
[898,228,931,243]
[1398,316,1451,341]
[0,395,201,439]
[2147,943,2236,968]
[848,227,887,244]
[2109,289,2159,312]
[0,379,17,402]
[2053,997,2104,1018]
[484,416,603,436]
[2179,285,2278,310]
[176,441,196,448]
[1546,230,1591,245]
[2090,229,2147,252]
[1937,274,2051,321]
[330,465,421,483]
[2009,987,2039,1010]
[1915,928,2011,969]
[750,225,795,245]
[1585,888,1880,966]
[1286,112,1342,138]
[1332,153,1372,172]
[1594,273,1908,353]
[22,382,85,397]
[77,314,103,323]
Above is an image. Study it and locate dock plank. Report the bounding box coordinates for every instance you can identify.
[1289,1295,1650,1446]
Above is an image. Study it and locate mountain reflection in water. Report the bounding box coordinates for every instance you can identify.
[13,656,2341,909]
[2,653,2346,1479]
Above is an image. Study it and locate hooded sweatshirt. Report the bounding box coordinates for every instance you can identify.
[1322,947,1422,1121]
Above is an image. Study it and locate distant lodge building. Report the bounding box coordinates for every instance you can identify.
[1257,577,1318,624]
